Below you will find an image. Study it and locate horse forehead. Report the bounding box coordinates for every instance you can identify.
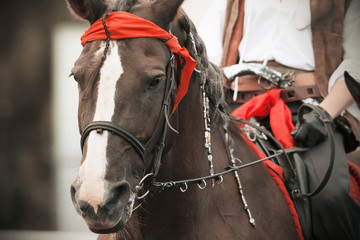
[74,39,169,91]
[118,38,170,71]
[77,37,169,66]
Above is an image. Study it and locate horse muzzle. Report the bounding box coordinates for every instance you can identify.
[70,180,134,233]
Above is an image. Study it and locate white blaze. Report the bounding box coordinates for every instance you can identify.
[78,41,123,213]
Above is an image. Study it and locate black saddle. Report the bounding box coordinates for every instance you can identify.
[250,126,312,240]
[236,103,337,240]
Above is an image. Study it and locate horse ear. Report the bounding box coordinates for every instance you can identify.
[66,0,110,23]
[152,0,185,29]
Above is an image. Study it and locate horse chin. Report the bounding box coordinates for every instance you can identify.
[89,219,126,234]
[86,193,136,234]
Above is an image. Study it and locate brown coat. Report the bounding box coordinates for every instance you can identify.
[221,0,359,142]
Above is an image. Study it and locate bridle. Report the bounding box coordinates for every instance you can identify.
[80,56,176,171]
[80,14,178,187]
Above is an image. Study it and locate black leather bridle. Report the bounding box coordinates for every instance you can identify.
[80,15,178,180]
[80,53,176,173]
[81,121,146,159]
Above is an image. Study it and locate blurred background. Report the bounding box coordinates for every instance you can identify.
[2,1,358,239]
[0,0,213,239]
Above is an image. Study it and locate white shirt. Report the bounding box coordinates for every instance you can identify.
[239,0,314,71]
[198,0,360,120]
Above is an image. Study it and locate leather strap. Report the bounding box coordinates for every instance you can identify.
[295,104,336,198]
[280,85,321,102]
[81,121,146,160]
[229,85,321,104]
[230,72,317,92]
[229,72,321,103]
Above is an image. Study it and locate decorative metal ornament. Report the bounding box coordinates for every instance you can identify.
[201,81,215,188]
[225,128,256,227]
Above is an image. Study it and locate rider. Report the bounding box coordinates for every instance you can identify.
[199,0,360,239]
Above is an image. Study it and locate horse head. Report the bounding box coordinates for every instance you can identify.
[67,0,190,233]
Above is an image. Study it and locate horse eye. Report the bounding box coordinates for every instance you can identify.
[148,77,162,88]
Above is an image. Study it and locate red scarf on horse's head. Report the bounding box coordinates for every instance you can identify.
[81,11,197,113]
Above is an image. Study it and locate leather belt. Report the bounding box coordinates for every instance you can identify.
[229,72,321,103]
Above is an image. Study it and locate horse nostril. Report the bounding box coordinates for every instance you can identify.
[70,184,95,214]
[79,201,93,213]
[105,182,131,208]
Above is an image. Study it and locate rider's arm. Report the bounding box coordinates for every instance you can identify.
[321,0,360,120]
[319,81,354,118]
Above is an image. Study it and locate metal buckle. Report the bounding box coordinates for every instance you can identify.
[135,173,154,200]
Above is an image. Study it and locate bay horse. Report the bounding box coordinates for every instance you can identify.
[67,0,300,239]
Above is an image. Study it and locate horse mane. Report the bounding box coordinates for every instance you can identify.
[173,12,230,125]
[113,0,138,11]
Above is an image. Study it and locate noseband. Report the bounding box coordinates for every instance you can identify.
[81,121,146,159]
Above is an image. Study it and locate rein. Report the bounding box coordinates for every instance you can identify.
[232,104,336,199]
[138,103,336,200]
[139,150,286,194]
[294,104,336,198]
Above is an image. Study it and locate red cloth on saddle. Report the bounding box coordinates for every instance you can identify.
[241,135,304,240]
[349,161,360,204]
[246,133,360,240]
[234,90,360,240]
[232,90,303,238]
[81,11,197,113]
[232,89,296,148]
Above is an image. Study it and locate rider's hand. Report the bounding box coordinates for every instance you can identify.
[291,106,333,147]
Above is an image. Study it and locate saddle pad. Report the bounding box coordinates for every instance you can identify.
[349,161,360,204]
[233,90,360,239]
[243,134,360,240]
[241,135,304,240]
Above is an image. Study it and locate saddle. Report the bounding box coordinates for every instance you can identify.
[233,101,360,240]
[224,64,360,240]
[239,116,312,240]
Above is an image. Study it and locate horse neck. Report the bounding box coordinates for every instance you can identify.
[134,91,263,240]
[128,82,299,240]
[164,77,207,177]
[165,73,230,171]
